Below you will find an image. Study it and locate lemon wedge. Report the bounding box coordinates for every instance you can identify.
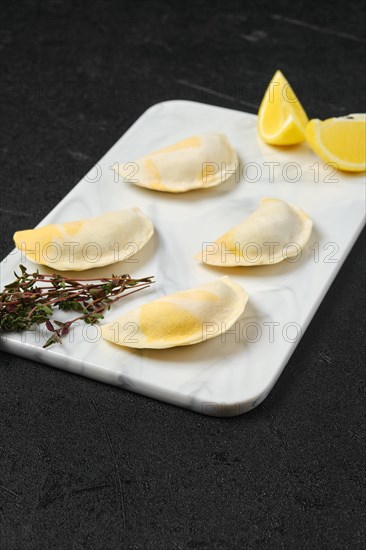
[305,114,366,172]
[258,70,309,145]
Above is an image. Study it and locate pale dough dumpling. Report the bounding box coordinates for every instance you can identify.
[114,133,238,193]
[101,276,248,349]
[13,208,154,271]
[195,198,313,266]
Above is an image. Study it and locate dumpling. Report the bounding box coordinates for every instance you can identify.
[101,276,248,349]
[195,198,313,266]
[114,133,238,193]
[13,208,154,271]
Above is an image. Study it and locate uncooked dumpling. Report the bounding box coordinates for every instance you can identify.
[101,276,248,349]
[13,208,154,271]
[114,134,238,193]
[195,198,313,266]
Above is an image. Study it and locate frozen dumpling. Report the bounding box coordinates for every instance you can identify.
[13,208,154,271]
[195,198,313,266]
[101,276,248,349]
[114,133,238,193]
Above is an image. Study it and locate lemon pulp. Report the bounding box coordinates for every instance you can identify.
[258,70,309,145]
[305,114,366,172]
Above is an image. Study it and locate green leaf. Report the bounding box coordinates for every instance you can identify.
[43,333,62,348]
[58,301,84,312]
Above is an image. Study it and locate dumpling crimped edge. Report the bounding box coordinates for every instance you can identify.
[13,207,154,271]
[195,197,313,266]
[101,276,248,349]
[113,133,238,193]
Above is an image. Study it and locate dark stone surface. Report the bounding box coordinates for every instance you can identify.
[0,1,365,549]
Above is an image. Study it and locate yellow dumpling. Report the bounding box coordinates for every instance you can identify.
[114,133,238,193]
[101,276,248,349]
[195,198,313,266]
[13,208,154,271]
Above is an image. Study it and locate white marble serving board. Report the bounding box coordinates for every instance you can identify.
[1,100,365,416]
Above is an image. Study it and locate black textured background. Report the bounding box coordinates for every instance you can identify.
[1,1,365,549]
